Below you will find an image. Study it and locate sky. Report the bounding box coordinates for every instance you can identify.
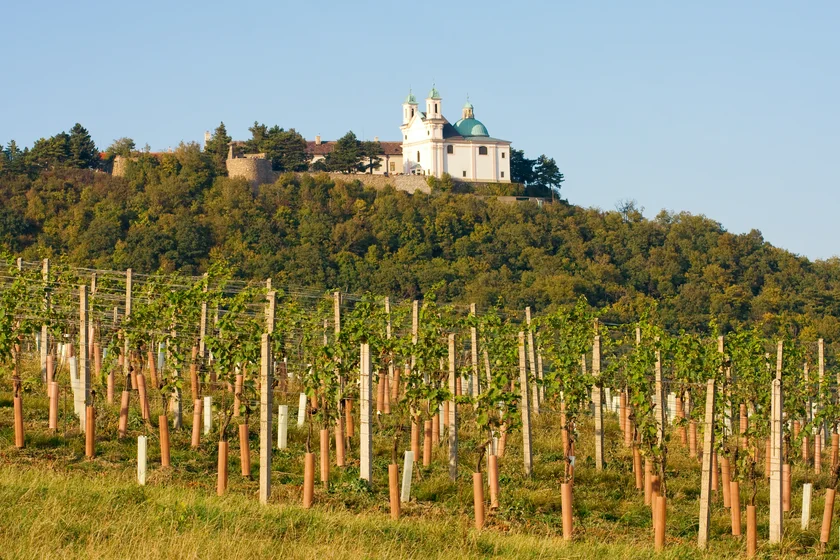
[2,1,839,260]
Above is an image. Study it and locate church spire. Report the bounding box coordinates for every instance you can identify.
[462,96,474,119]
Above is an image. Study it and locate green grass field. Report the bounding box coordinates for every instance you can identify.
[0,375,837,559]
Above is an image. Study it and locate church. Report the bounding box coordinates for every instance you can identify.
[400,87,511,183]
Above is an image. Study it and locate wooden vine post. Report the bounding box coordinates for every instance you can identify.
[79,285,91,434]
[470,303,479,397]
[448,333,459,481]
[654,342,665,445]
[123,269,132,386]
[592,319,604,471]
[697,378,716,549]
[40,258,49,384]
[359,342,372,483]
[518,331,533,477]
[525,307,539,414]
[769,341,784,544]
[259,332,273,504]
[198,273,208,360]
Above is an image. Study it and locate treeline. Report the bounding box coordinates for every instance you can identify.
[1,152,839,341]
[2,122,563,190]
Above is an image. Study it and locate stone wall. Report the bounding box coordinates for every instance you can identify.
[324,173,431,194]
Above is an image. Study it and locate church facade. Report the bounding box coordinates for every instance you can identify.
[400,87,511,183]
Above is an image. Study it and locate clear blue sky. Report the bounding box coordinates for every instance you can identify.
[3,1,839,259]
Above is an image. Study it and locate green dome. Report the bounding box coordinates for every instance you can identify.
[463,101,473,109]
[453,117,488,137]
[428,86,441,99]
[404,91,417,104]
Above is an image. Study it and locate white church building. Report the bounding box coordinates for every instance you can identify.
[400,87,511,183]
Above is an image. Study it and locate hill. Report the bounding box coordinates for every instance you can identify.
[1,161,839,340]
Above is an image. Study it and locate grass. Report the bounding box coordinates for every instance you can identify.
[0,371,838,558]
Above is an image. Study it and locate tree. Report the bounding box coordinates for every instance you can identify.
[28,132,70,170]
[244,123,309,172]
[204,122,232,177]
[106,138,136,158]
[533,155,564,196]
[360,140,382,174]
[510,148,535,185]
[324,131,362,174]
[68,123,99,169]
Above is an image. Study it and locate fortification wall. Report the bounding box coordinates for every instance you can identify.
[112,155,128,177]
[226,158,278,186]
[324,173,430,194]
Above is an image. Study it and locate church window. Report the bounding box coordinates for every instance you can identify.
[462,171,466,177]
[417,151,420,162]
[447,145,453,154]
[435,103,438,113]
[501,171,505,178]
[478,146,488,155]
[501,152,506,159]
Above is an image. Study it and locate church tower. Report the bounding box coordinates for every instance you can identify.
[426,85,442,118]
[402,90,418,125]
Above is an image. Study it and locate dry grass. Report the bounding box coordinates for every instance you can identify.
[0,371,836,559]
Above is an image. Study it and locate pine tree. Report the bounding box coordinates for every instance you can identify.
[68,123,99,169]
[324,131,362,173]
[204,122,232,176]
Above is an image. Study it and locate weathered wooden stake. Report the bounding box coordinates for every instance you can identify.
[592,327,603,471]
[518,332,533,476]
[470,303,479,397]
[79,285,90,432]
[259,333,273,504]
[769,371,784,543]
[698,378,716,549]
[525,307,539,413]
[448,333,459,481]
[360,342,373,483]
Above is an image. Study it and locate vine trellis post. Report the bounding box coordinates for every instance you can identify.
[259,333,273,505]
[525,307,539,414]
[79,285,90,433]
[123,269,132,386]
[518,331,533,477]
[359,342,372,483]
[592,319,603,471]
[470,303,478,398]
[448,333,458,481]
[697,378,716,549]
[40,258,49,384]
[769,341,784,543]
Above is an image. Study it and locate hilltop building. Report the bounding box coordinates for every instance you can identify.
[400,87,511,183]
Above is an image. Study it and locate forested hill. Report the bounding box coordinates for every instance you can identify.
[1,166,839,340]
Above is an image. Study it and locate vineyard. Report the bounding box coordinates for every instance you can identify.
[2,254,840,558]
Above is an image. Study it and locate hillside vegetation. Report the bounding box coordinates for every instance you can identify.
[1,160,839,340]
